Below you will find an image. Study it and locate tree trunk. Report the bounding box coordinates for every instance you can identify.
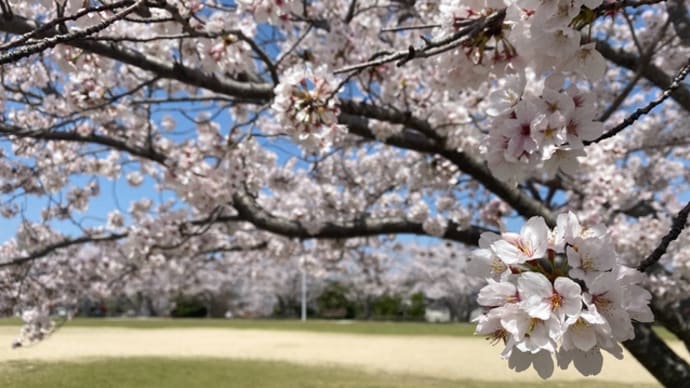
[624,324,690,388]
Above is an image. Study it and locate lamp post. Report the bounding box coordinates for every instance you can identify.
[301,268,307,322]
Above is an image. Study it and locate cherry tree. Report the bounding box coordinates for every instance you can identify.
[397,242,483,320]
[1,0,690,385]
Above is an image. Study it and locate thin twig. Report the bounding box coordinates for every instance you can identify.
[638,200,690,272]
[275,24,312,68]
[598,18,671,122]
[596,0,669,15]
[0,0,136,51]
[381,24,441,33]
[0,233,127,268]
[343,0,357,24]
[587,57,690,144]
[0,0,144,65]
[334,9,505,75]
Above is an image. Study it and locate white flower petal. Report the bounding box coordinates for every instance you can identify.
[554,277,582,298]
[521,217,549,257]
[518,272,553,299]
[492,240,524,265]
[478,280,517,307]
[570,325,597,352]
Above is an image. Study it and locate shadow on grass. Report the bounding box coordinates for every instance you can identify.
[0,357,659,388]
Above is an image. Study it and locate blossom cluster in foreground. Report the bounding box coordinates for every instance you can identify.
[468,212,653,378]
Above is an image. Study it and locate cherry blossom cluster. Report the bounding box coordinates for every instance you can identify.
[469,212,653,378]
[236,0,302,25]
[436,1,608,181]
[272,64,347,154]
[513,0,606,81]
[437,0,606,79]
[12,308,56,348]
[483,74,603,182]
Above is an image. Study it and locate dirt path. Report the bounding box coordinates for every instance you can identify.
[0,327,685,385]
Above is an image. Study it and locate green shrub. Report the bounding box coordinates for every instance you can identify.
[372,294,403,320]
[170,295,207,318]
[406,292,426,321]
[316,283,355,319]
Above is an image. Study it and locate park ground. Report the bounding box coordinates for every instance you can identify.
[0,319,686,387]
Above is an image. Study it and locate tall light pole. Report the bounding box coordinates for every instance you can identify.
[300,268,307,321]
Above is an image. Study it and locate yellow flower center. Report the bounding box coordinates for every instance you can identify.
[487,329,508,346]
[516,239,533,256]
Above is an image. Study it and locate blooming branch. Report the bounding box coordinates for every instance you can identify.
[638,200,690,273]
[471,212,653,378]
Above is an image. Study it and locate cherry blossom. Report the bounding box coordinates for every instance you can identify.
[518,273,582,320]
[472,213,653,378]
[272,64,347,153]
[490,216,549,264]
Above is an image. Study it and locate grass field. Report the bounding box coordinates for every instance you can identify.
[0,317,477,336]
[0,319,680,387]
[0,358,659,388]
[0,317,677,340]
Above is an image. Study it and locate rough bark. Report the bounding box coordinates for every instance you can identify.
[623,324,690,388]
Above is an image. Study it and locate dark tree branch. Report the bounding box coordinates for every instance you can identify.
[650,294,690,353]
[232,191,484,245]
[638,200,690,272]
[0,16,274,101]
[667,0,690,46]
[623,323,690,388]
[598,72,644,123]
[343,0,357,24]
[0,1,138,51]
[339,100,443,142]
[0,211,262,268]
[0,122,167,165]
[334,9,506,74]
[0,0,12,20]
[587,54,690,144]
[200,241,269,256]
[596,39,690,112]
[595,0,669,16]
[339,103,557,226]
[0,233,127,268]
[0,1,144,65]
[598,17,671,122]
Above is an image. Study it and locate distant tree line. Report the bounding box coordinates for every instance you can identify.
[78,282,478,322]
